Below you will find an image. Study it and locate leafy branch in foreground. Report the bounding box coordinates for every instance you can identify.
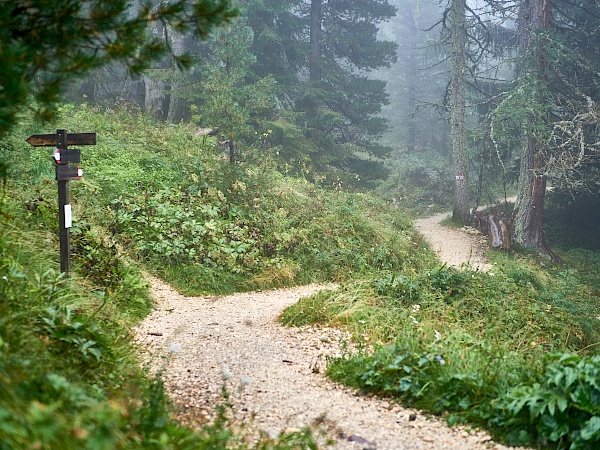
[0,0,237,136]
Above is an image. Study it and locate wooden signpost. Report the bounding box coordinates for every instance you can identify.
[26,129,96,277]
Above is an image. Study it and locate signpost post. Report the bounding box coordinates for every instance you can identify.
[26,129,96,277]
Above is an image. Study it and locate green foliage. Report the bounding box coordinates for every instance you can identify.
[185,16,277,163]
[493,353,600,449]
[39,305,107,364]
[328,338,514,421]
[0,103,422,443]
[247,0,397,184]
[282,247,600,448]
[490,76,552,160]
[3,99,600,449]
[3,105,422,295]
[71,220,151,314]
[329,348,600,448]
[0,187,319,449]
[112,185,262,269]
[376,150,454,214]
[0,0,237,137]
[111,169,419,294]
[372,264,473,306]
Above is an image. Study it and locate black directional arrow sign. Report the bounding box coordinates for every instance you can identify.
[26,132,96,147]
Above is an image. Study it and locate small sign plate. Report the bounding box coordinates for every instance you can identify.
[64,204,72,228]
[53,148,81,165]
[56,165,81,181]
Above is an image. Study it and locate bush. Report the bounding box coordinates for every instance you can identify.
[493,353,600,449]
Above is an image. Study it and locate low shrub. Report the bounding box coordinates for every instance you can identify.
[493,353,600,449]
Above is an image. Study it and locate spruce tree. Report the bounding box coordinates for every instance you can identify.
[189,17,277,164]
[247,0,397,184]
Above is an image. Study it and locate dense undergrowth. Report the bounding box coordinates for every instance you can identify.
[3,104,424,295]
[2,104,600,449]
[1,192,326,449]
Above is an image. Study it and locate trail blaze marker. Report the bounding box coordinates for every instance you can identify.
[26,129,96,277]
[53,148,81,164]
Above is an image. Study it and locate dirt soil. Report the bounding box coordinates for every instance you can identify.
[134,216,510,449]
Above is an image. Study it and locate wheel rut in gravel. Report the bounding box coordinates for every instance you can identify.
[135,273,511,449]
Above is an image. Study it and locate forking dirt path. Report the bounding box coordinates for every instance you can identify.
[134,215,510,449]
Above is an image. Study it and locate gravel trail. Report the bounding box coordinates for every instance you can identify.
[413,212,492,271]
[135,275,512,449]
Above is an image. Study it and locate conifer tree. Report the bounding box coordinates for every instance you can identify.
[247,0,397,184]
[490,0,600,257]
[188,17,277,164]
[450,0,470,224]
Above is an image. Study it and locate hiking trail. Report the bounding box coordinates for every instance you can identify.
[134,215,509,449]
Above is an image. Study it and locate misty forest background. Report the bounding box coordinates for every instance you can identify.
[2,0,600,449]
[25,0,600,252]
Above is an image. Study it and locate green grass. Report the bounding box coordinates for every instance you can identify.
[280,251,600,448]
[0,179,325,449]
[0,106,329,449]
[3,105,429,295]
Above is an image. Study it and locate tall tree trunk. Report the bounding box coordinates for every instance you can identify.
[406,76,416,153]
[144,76,169,120]
[124,75,145,107]
[143,17,170,120]
[512,0,559,261]
[310,0,322,82]
[450,0,470,223]
[405,12,418,154]
[167,32,189,123]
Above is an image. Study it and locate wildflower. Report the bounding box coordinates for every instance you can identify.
[409,316,419,325]
[412,304,421,313]
[434,330,442,341]
[221,368,232,380]
[489,272,495,277]
[435,354,445,365]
